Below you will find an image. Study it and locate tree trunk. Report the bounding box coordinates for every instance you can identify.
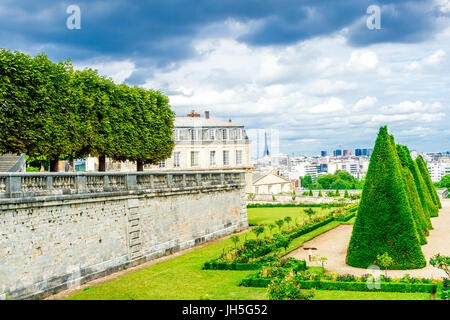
[98,155,106,172]
[40,161,45,172]
[136,160,144,172]
[50,159,59,172]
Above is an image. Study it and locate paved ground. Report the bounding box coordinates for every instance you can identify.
[288,199,450,279]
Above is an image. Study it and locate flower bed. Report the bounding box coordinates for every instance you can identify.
[247,203,348,208]
[240,258,307,286]
[241,270,439,293]
[204,204,357,271]
[436,278,449,300]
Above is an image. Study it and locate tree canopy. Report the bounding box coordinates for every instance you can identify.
[0,49,175,171]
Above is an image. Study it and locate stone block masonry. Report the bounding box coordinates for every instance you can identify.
[0,171,248,300]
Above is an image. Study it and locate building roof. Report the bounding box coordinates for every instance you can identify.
[175,117,243,128]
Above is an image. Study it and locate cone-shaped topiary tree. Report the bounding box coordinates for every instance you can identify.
[416,155,442,212]
[346,126,426,269]
[390,139,426,246]
[396,145,430,240]
[401,146,434,229]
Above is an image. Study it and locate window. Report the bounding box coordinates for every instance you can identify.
[190,129,197,141]
[223,150,229,165]
[173,152,180,167]
[190,151,199,167]
[236,129,242,140]
[158,160,166,168]
[209,129,215,140]
[222,129,227,140]
[229,129,235,140]
[236,150,242,165]
[210,151,216,166]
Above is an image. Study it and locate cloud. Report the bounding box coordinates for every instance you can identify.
[424,49,446,64]
[353,96,377,111]
[347,49,379,71]
[309,97,345,114]
[74,59,136,83]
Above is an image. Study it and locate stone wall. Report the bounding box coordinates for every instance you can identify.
[0,171,248,300]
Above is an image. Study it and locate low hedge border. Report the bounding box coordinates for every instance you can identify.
[247,203,349,208]
[203,261,262,270]
[241,278,437,293]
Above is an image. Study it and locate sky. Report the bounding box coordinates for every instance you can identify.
[1,0,449,156]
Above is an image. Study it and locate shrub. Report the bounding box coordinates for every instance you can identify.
[346,126,426,269]
[267,277,315,300]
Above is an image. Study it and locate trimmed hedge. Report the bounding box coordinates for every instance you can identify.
[241,277,437,293]
[416,155,442,212]
[346,126,426,269]
[203,261,262,270]
[294,280,436,293]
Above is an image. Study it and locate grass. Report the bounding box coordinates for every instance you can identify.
[247,207,333,226]
[66,208,429,300]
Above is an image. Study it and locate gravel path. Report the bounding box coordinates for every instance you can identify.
[287,199,450,279]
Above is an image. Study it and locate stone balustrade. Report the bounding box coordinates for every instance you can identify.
[0,171,245,199]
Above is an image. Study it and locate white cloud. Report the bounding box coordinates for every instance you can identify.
[424,49,446,65]
[309,97,345,114]
[353,96,377,112]
[347,50,378,71]
[74,59,136,84]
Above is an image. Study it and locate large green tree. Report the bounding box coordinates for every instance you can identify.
[416,155,442,212]
[346,126,426,269]
[0,49,175,172]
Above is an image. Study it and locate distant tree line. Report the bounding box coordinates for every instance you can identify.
[0,49,175,171]
[300,170,364,190]
[434,175,450,192]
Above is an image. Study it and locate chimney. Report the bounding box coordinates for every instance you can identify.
[205,111,210,119]
[187,110,200,118]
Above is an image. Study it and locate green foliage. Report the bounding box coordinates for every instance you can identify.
[0,49,175,170]
[376,252,394,277]
[308,188,313,196]
[317,170,363,190]
[252,226,265,239]
[283,216,292,227]
[275,219,284,231]
[230,235,240,249]
[334,188,340,196]
[429,254,450,277]
[318,190,323,197]
[344,189,349,198]
[435,175,450,189]
[416,155,442,211]
[396,145,430,243]
[304,208,316,220]
[300,175,313,189]
[346,126,426,269]
[400,146,434,227]
[267,277,315,300]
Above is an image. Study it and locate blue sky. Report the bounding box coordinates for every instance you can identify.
[1,0,449,155]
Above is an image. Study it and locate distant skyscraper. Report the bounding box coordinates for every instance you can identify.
[343,150,351,156]
[333,149,342,157]
[321,151,327,157]
[362,148,372,157]
[263,131,270,156]
[355,149,362,156]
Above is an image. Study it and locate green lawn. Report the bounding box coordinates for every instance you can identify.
[66,208,428,300]
[247,207,333,226]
